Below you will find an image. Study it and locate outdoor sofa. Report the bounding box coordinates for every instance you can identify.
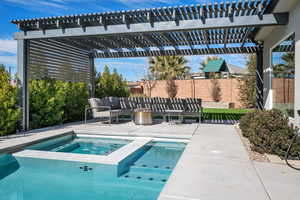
[85,97,203,124]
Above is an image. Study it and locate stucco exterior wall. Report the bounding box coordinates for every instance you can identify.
[261,2,300,123]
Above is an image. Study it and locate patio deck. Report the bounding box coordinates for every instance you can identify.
[0,121,300,200]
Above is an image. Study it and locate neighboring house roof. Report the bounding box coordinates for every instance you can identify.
[227,64,248,74]
[203,60,227,73]
[127,81,140,88]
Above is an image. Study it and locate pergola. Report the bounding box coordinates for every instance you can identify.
[12,0,288,131]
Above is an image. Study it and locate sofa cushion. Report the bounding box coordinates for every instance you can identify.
[88,98,104,112]
[109,97,121,109]
[102,97,112,107]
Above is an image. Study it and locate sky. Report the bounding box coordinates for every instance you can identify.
[0,0,248,81]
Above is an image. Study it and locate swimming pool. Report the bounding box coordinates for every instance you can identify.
[0,138,186,200]
[27,135,131,155]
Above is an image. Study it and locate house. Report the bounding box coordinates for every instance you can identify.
[203,60,248,78]
[127,81,143,95]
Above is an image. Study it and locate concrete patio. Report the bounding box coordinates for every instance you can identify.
[1,122,300,200]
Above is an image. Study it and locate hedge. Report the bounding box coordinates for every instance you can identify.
[29,78,89,129]
[0,67,20,136]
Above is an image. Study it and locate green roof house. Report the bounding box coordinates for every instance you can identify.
[202,59,248,79]
[203,59,228,78]
[203,60,228,73]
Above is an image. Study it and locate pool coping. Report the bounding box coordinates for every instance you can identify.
[13,135,189,166]
[0,129,74,154]
[13,137,152,165]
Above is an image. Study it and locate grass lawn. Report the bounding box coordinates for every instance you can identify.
[202,108,252,121]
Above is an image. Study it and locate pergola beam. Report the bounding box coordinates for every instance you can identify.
[14,13,289,40]
[94,46,258,58]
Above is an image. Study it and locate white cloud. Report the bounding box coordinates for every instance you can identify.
[5,0,67,10]
[0,55,17,66]
[0,39,17,54]
[0,38,17,67]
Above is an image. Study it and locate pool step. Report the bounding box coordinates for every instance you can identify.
[129,165,172,175]
[121,171,170,184]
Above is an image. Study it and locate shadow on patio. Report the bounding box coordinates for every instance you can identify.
[202,108,251,125]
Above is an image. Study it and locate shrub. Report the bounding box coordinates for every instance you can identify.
[239,109,300,158]
[29,78,66,129]
[62,82,88,123]
[0,66,20,136]
[30,79,90,128]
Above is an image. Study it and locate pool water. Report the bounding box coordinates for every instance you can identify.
[0,141,186,200]
[28,137,131,156]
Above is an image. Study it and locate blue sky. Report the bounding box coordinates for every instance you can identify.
[0,0,248,81]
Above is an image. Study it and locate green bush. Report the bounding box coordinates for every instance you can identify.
[30,78,89,129]
[62,82,88,123]
[0,66,20,136]
[29,78,66,129]
[239,109,300,158]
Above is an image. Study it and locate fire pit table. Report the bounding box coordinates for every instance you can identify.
[134,109,153,125]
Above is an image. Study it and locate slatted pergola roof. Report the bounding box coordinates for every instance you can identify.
[12,0,287,130]
[12,0,286,59]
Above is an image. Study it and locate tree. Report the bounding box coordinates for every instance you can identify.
[148,56,189,98]
[148,56,190,80]
[210,78,221,102]
[166,79,178,98]
[143,71,157,97]
[111,68,129,97]
[238,54,256,108]
[0,64,20,136]
[273,52,294,78]
[199,56,222,72]
[95,65,129,98]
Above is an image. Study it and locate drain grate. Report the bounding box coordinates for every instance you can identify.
[79,166,93,171]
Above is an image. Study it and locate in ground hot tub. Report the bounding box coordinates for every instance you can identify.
[27,135,132,156]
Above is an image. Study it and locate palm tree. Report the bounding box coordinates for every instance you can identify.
[273,52,294,78]
[148,56,190,80]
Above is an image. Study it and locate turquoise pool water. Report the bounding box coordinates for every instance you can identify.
[0,141,186,200]
[28,136,131,155]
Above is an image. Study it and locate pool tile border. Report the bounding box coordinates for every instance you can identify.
[13,137,152,166]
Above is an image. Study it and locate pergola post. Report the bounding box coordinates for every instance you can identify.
[295,39,300,123]
[256,44,264,110]
[17,39,29,131]
[89,56,95,98]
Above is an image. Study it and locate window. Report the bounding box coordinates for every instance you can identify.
[271,33,295,117]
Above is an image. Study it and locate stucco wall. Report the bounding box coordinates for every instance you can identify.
[141,79,243,108]
[261,1,300,123]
